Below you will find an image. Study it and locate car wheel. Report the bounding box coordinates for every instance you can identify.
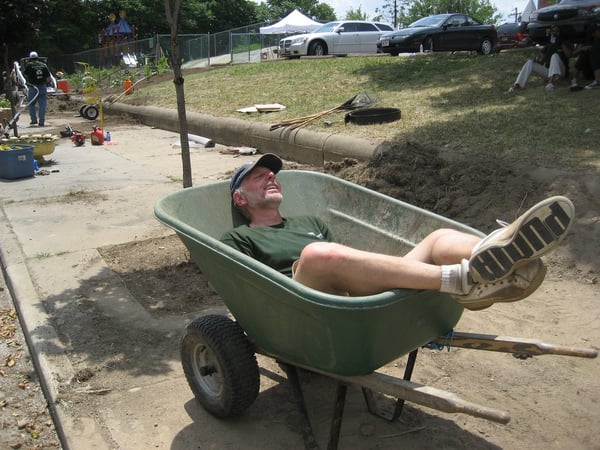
[390,50,400,56]
[479,38,494,55]
[308,41,327,56]
[422,37,434,52]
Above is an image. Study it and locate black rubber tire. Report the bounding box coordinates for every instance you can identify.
[308,41,327,56]
[83,105,99,120]
[423,37,434,52]
[180,315,259,418]
[345,107,401,125]
[79,104,88,117]
[479,38,494,55]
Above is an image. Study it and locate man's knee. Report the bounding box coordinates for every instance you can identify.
[299,242,345,269]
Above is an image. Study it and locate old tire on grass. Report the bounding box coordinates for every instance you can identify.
[345,107,401,125]
[180,314,259,418]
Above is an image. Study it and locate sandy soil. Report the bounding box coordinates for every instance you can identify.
[97,140,599,449]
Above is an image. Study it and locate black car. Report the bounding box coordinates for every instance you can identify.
[527,0,600,44]
[377,13,498,55]
[495,22,531,51]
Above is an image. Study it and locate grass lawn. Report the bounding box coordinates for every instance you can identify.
[128,48,599,171]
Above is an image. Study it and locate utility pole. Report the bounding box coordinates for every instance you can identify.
[394,0,398,28]
[509,7,520,23]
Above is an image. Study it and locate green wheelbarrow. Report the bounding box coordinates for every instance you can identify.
[154,169,596,449]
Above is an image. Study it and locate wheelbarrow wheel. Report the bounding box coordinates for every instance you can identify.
[83,105,99,120]
[180,314,259,418]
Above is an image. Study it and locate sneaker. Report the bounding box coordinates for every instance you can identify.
[584,80,598,89]
[507,84,520,94]
[469,196,574,284]
[545,82,555,91]
[38,122,45,127]
[454,259,547,311]
[29,121,37,125]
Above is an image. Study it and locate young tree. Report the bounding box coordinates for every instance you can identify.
[164,0,192,188]
[344,6,368,20]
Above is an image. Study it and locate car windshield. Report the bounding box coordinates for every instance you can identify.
[313,22,342,33]
[409,15,447,28]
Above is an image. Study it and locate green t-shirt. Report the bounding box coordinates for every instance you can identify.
[220,216,333,277]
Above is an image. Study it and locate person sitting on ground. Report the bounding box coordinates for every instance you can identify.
[220,154,575,311]
[508,25,572,92]
[570,22,600,91]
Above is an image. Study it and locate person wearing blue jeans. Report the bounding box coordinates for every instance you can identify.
[23,51,51,127]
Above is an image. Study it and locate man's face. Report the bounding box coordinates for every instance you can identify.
[237,166,282,208]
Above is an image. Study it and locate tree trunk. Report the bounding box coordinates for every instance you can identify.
[164,0,192,188]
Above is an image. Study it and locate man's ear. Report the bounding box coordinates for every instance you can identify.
[232,191,246,208]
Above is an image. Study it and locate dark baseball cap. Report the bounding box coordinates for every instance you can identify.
[229,153,282,195]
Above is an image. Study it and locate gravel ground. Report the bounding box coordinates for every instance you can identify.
[0,271,61,449]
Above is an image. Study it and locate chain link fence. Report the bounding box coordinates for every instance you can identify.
[54,23,284,74]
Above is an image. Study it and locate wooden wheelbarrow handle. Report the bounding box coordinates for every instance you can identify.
[321,369,511,424]
[433,332,598,358]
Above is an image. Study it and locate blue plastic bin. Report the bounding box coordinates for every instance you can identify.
[0,144,35,180]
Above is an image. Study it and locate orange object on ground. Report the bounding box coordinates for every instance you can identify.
[57,79,69,93]
[124,78,133,95]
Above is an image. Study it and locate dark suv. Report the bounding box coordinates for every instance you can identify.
[528,0,600,44]
[495,22,531,51]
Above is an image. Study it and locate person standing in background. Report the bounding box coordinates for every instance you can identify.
[23,51,51,127]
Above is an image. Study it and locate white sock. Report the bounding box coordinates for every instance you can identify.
[440,259,471,294]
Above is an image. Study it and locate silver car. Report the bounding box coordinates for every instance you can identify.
[278,20,394,57]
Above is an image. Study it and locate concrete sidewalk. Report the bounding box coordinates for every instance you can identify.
[0,121,297,449]
[1,120,417,450]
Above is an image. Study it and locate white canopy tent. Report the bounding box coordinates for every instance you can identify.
[521,0,537,22]
[259,9,322,34]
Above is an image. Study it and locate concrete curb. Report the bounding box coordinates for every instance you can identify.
[0,206,74,450]
[103,102,387,166]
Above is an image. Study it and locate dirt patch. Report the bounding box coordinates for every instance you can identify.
[98,235,223,315]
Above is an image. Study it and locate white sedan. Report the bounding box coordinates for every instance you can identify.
[278,20,394,57]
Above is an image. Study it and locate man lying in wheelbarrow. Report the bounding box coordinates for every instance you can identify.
[221,154,574,311]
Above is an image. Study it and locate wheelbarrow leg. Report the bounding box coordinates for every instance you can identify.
[281,363,320,450]
[362,348,419,421]
[327,383,347,450]
[282,362,349,450]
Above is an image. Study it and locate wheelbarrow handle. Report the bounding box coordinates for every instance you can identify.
[333,370,511,424]
[434,332,598,358]
[282,358,511,424]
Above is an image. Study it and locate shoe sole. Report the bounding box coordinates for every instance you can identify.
[458,262,547,311]
[469,196,574,284]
